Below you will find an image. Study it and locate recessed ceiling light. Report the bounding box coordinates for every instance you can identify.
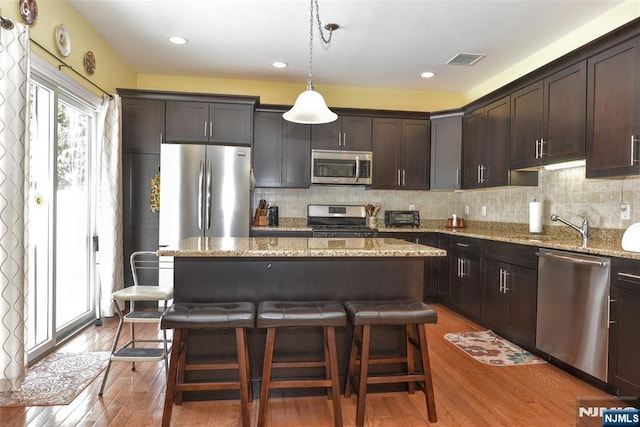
[420,71,436,79]
[272,61,288,69]
[168,36,188,45]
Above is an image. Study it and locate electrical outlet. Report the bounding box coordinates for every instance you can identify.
[482,206,487,216]
[621,204,631,220]
[465,206,470,215]
[409,204,415,211]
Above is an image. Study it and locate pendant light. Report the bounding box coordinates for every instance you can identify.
[283,0,338,125]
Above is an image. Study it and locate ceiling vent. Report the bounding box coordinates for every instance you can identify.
[446,53,486,66]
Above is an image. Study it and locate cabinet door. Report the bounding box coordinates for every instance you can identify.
[510,82,543,169]
[609,259,640,395]
[372,118,402,189]
[482,260,508,330]
[401,119,430,190]
[449,254,464,307]
[311,119,342,149]
[461,108,484,189]
[209,103,253,145]
[282,120,311,187]
[543,61,586,163]
[430,115,462,190]
[505,264,537,347]
[122,98,164,154]
[165,101,209,142]
[587,37,640,178]
[253,112,283,187]
[463,256,483,319]
[435,235,450,299]
[483,96,510,187]
[342,116,373,151]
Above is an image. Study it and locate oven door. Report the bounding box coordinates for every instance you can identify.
[311,150,372,185]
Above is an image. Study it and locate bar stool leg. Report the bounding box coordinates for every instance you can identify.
[235,327,251,427]
[162,328,183,427]
[355,325,371,427]
[344,325,361,398]
[258,327,276,427]
[174,329,189,405]
[417,323,437,423]
[406,323,416,394]
[326,326,343,427]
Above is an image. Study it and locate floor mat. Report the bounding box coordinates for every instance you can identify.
[0,351,109,406]
[444,330,546,366]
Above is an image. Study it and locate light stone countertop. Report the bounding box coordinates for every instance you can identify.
[158,236,447,258]
[250,218,640,261]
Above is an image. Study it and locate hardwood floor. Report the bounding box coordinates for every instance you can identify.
[0,304,613,426]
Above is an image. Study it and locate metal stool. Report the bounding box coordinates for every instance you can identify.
[98,251,173,397]
[344,299,438,427]
[257,301,347,427]
[160,302,255,427]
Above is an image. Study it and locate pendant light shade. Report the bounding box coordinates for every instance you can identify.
[283,0,338,125]
[283,87,338,124]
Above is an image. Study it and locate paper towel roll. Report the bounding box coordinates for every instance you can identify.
[529,200,543,234]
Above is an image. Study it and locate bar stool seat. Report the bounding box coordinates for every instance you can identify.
[344,299,438,427]
[161,302,255,427]
[257,300,346,427]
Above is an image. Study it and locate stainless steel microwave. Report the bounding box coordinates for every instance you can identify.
[311,149,373,185]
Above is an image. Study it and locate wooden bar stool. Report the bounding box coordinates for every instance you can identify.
[160,302,255,427]
[344,299,438,427]
[257,300,347,427]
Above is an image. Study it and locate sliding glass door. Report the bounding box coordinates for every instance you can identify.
[27,76,97,361]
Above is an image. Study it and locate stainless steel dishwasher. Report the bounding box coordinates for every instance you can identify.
[536,249,611,381]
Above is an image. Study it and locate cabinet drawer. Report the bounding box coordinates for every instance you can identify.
[448,236,481,255]
[483,240,537,269]
[612,257,640,290]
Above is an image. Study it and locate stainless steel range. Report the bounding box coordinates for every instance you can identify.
[307,204,375,238]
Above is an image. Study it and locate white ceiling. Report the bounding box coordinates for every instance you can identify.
[70,0,625,94]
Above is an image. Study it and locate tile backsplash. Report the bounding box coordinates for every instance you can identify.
[253,166,640,230]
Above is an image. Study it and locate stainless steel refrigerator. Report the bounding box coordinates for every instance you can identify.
[159,143,251,247]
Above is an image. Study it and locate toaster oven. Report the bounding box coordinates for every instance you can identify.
[384,210,420,227]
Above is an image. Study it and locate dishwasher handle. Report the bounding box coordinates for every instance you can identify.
[535,250,609,268]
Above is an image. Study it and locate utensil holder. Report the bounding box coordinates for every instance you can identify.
[253,208,268,226]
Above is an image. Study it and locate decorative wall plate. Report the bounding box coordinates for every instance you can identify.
[19,0,38,26]
[55,24,71,57]
[83,51,96,75]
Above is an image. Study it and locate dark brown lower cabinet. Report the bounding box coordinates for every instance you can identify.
[448,237,482,319]
[481,241,537,348]
[608,257,640,396]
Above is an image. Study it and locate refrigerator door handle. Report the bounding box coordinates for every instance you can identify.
[198,160,204,230]
[205,160,213,230]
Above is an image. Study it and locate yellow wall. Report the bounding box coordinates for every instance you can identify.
[3,0,136,96]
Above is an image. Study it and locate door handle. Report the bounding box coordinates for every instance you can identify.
[205,161,212,230]
[198,160,204,230]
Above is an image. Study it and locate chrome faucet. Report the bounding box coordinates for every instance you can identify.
[550,214,589,247]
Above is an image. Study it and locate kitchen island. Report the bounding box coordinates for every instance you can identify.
[158,236,446,399]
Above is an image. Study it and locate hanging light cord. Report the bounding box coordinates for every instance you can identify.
[306,0,334,90]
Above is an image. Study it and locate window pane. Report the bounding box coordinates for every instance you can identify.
[55,100,91,328]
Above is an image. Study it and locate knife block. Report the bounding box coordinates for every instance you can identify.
[253,208,268,226]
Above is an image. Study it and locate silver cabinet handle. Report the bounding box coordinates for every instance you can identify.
[540,138,546,158]
[209,121,213,139]
[343,132,346,148]
[402,169,406,186]
[499,268,504,292]
[502,270,510,292]
[160,133,163,143]
[456,168,460,186]
[338,132,342,147]
[397,169,401,186]
[618,272,640,281]
[456,242,469,248]
[535,139,540,159]
[459,258,466,278]
[632,135,639,166]
[477,165,481,184]
[203,121,208,137]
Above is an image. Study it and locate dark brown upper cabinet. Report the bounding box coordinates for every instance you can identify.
[122,98,165,155]
[372,118,430,190]
[165,101,254,146]
[311,115,372,151]
[510,61,586,169]
[586,36,640,178]
[253,111,311,188]
[430,114,462,190]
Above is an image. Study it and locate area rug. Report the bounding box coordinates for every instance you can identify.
[444,330,546,366]
[0,351,110,407]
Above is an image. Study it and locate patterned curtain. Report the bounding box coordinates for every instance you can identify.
[0,20,30,391]
[96,95,123,318]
